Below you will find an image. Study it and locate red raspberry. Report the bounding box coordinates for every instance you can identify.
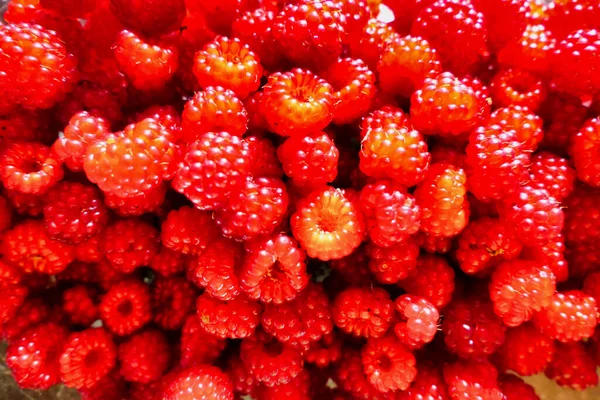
[3,0,42,23]
[109,0,185,36]
[194,36,262,100]
[336,350,393,400]
[378,35,442,98]
[584,272,600,305]
[59,328,117,390]
[323,57,376,124]
[197,292,261,339]
[152,276,196,330]
[400,254,455,309]
[394,294,439,349]
[545,342,599,390]
[161,206,220,255]
[232,8,279,71]
[60,260,126,290]
[4,189,43,217]
[181,315,227,367]
[546,0,600,40]
[367,239,420,284]
[472,0,528,51]
[410,72,486,137]
[443,360,503,400]
[226,354,259,396]
[551,29,600,97]
[362,334,417,392]
[119,329,171,383]
[348,18,397,71]
[240,330,303,387]
[442,298,506,359]
[523,235,567,283]
[498,24,555,76]
[566,242,600,279]
[499,375,539,400]
[0,283,28,324]
[245,135,283,178]
[397,364,449,400]
[1,297,50,341]
[1,219,74,274]
[262,283,333,351]
[101,219,159,273]
[172,131,250,210]
[411,0,488,76]
[456,217,522,276]
[329,245,375,287]
[466,125,531,202]
[79,373,127,400]
[99,279,152,336]
[490,68,547,112]
[416,231,453,254]
[497,323,555,376]
[500,185,564,247]
[337,0,370,42]
[62,285,99,326]
[0,23,77,109]
[162,365,234,400]
[257,369,311,400]
[261,68,335,137]
[74,237,103,263]
[104,184,167,217]
[540,92,588,155]
[305,332,342,368]
[489,260,556,327]
[564,185,600,245]
[571,118,600,187]
[0,142,63,195]
[361,106,411,137]
[529,151,575,201]
[6,323,69,389]
[291,187,365,261]
[332,286,393,338]
[277,132,339,189]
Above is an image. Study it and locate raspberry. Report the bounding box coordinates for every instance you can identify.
[361,106,411,138]
[197,292,262,339]
[161,206,220,255]
[362,334,417,392]
[62,285,99,327]
[367,239,420,284]
[59,328,117,390]
[119,329,171,383]
[79,373,127,400]
[394,294,439,349]
[332,286,393,338]
[99,279,152,336]
[442,298,506,359]
[291,187,365,261]
[411,0,488,76]
[497,323,555,376]
[240,330,303,387]
[240,233,309,304]
[152,276,196,330]
[329,245,375,287]
[489,260,556,327]
[378,35,442,99]
[0,23,77,109]
[4,189,43,216]
[101,219,159,273]
[337,0,370,41]
[181,87,248,142]
[397,364,449,400]
[261,68,335,137]
[416,231,453,254]
[455,217,522,276]
[232,8,279,71]
[109,0,186,36]
[1,219,74,274]
[566,242,600,279]
[571,118,600,187]
[540,92,588,155]
[546,0,600,40]
[305,332,342,368]
[52,111,110,172]
[104,184,167,217]
[172,131,250,210]
[246,135,283,178]
[0,283,28,324]
[0,141,63,195]
[529,151,575,201]
[499,375,539,400]
[472,0,528,52]
[564,185,600,245]
[545,342,599,390]
[348,18,396,71]
[262,283,333,351]
[6,323,69,389]
[257,369,311,400]
[181,315,227,367]
[490,68,547,112]
[400,254,455,309]
[498,24,555,76]
[323,57,376,124]
[584,272,600,306]
[410,72,486,137]
[524,233,569,281]
[3,0,42,23]
[278,132,339,189]
[466,124,530,202]
[336,350,392,400]
[162,365,234,400]
[443,360,503,400]
[226,355,259,396]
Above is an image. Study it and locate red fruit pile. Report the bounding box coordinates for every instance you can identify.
[0,0,599,399]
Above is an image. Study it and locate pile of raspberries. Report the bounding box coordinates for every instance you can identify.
[1,0,600,399]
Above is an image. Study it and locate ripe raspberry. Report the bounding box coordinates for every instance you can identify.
[497,323,555,376]
[119,329,171,383]
[152,276,196,330]
[0,283,28,324]
[101,219,159,273]
[361,106,411,137]
[4,189,43,217]
[472,0,528,51]
[367,239,420,284]
[257,369,311,400]
[1,219,74,274]
[500,185,564,247]
[3,0,42,23]
[400,254,455,309]
[1,296,51,341]
[305,332,342,368]
[540,92,588,155]
[59,328,117,390]
[490,68,547,112]
[323,57,376,124]
[362,334,417,392]
[181,315,226,369]
[172,131,250,210]
[336,350,392,400]
[262,283,333,351]
[442,298,506,359]
[564,185,600,245]
[443,360,503,400]
[245,135,283,178]
[329,245,375,287]
[109,0,185,36]
[410,72,486,137]
[416,231,453,254]
[489,260,556,327]
[378,35,442,98]
[62,285,99,326]
[0,141,63,195]
[566,242,600,279]
[466,124,530,202]
[397,364,449,400]
[529,151,575,201]
[162,365,234,400]
[348,18,396,71]
[278,132,339,189]
[240,330,303,387]
[261,68,335,137]
[226,355,259,397]
[498,24,555,76]
[0,23,77,109]
[73,235,102,262]
[499,375,539,400]
[291,187,365,261]
[161,206,220,255]
[6,323,69,389]
[232,8,279,71]
[99,279,152,336]
[79,373,127,400]
[411,0,488,76]
[394,294,439,349]
[332,286,393,338]
[584,272,600,306]
[546,0,600,40]
[545,342,599,390]
[104,184,166,217]
[571,118,600,187]
[197,292,261,339]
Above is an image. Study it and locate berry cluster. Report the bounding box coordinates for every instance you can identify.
[0,0,599,399]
